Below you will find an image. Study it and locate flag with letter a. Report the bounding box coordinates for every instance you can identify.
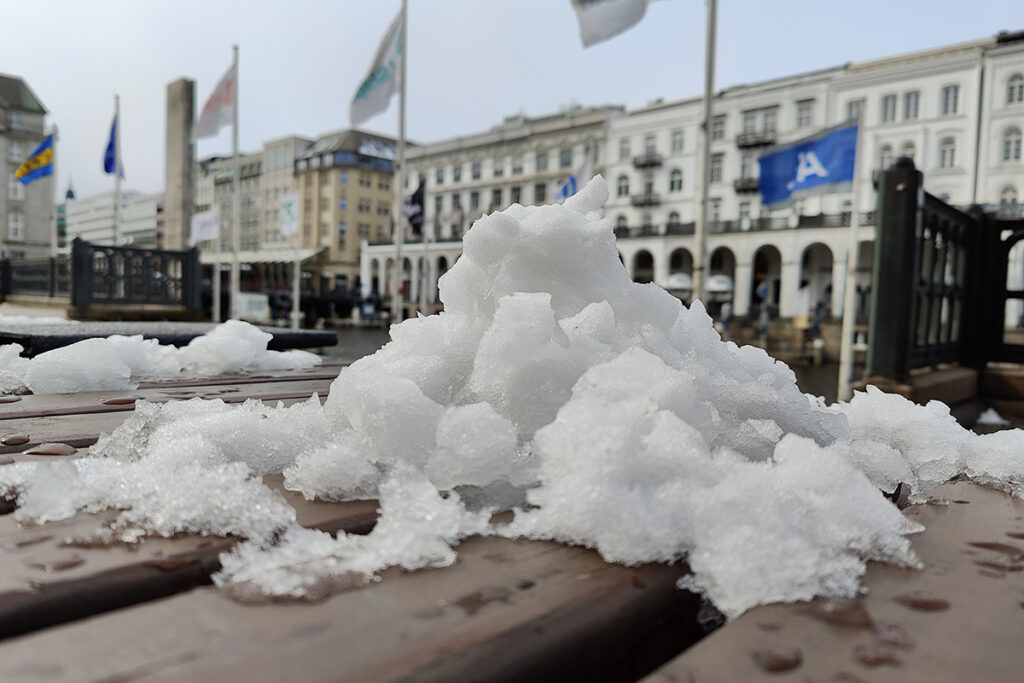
[571,0,654,47]
[194,64,235,140]
[758,124,858,205]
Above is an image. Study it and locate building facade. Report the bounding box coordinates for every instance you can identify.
[361,104,623,306]
[0,74,54,259]
[362,31,1024,321]
[65,190,163,248]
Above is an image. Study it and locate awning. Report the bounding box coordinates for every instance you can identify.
[200,246,326,265]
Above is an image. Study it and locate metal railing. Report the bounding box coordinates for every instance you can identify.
[70,238,201,311]
[0,255,70,298]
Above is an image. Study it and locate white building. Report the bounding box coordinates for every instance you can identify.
[65,191,163,248]
[0,74,54,259]
[362,30,1024,320]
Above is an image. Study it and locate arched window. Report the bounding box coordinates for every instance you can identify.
[900,141,916,163]
[939,138,956,168]
[1003,127,1022,162]
[642,213,653,229]
[879,143,894,169]
[1008,73,1024,105]
[1001,185,1018,206]
[668,211,681,226]
[669,168,683,192]
[616,175,630,197]
[616,214,628,229]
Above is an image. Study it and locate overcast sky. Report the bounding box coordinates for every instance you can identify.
[2,0,1019,199]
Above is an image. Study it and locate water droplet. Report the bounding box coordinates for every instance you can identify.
[454,586,513,616]
[853,643,900,667]
[0,396,23,404]
[893,591,950,611]
[805,597,873,627]
[22,442,76,456]
[25,555,85,572]
[751,647,802,673]
[516,579,535,590]
[1,433,30,446]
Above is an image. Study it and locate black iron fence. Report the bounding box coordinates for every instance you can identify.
[0,255,70,299]
[70,238,202,311]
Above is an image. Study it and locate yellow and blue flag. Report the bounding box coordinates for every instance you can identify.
[14,135,54,185]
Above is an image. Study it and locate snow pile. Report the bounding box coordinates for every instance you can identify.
[0,320,321,394]
[976,406,1010,425]
[2,177,1023,619]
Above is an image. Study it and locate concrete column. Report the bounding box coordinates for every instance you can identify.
[654,245,670,286]
[779,259,801,317]
[734,262,753,316]
[408,258,419,303]
[359,243,371,298]
[831,255,846,318]
[164,79,195,251]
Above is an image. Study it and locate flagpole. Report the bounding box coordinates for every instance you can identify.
[693,0,717,305]
[50,124,58,255]
[213,232,222,322]
[292,230,301,330]
[113,94,121,245]
[391,0,407,323]
[837,110,865,402]
[230,44,241,320]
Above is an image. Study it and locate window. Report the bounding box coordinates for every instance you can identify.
[510,186,522,204]
[669,168,682,192]
[903,91,919,120]
[304,198,313,212]
[879,144,894,169]
[711,115,725,140]
[616,215,627,230]
[511,155,523,175]
[491,188,502,208]
[671,129,684,153]
[742,111,756,134]
[762,109,777,133]
[796,100,814,128]
[320,172,329,186]
[452,193,461,211]
[339,197,347,211]
[641,213,652,229]
[710,198,721,225]
[7,211,24,240]
[560,147,572,168]
[320,197,329,210]
[338,222,346,236]
[378,177,390,191]
[1003,127,1022,161]
[536,151,548,172]
[377,201,390,216]
[340,171,347,185]
[619,138,631,161]
[359,198,372,213]
[740,152,754,178]
[846,98,864,121]
[359,172,371,187]
[469,191,479,210]
[534,183,547,204]
[939,137,956,168]
[881,94,897,122]
[357,224,370,237]
[1009,74,1024,104]
[709,153,723,183]
[453,165,462,182]
[644,135,656,155]
[1001,185,1018,206]
[617,175,630,197]
[900,141,916,163]
[471,162,481,180]
[668,211,680,227]
[435,167,444,185]
[643,172,654,195]
[941,85,959,115]
[493,159,504,178]
[8,141,23,163]
[739,202,751,222]
[434,195,443,214]
[8,173,24,200]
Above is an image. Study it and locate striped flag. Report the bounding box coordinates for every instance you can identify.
[15,135,54,185]
[194,63,235,140]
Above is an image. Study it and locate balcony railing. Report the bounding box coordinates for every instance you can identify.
[736,130,777,147]
[632,151,663,168]
[630,192,661,207]
[733,177,759,193]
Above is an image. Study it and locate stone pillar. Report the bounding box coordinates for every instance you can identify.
[734,262,753,317]
[831,255,846,318]
[164,79,195,251]
[360,242,372,298]
[779,259,801,317]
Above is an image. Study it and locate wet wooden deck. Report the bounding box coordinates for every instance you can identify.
[0,360,704,682]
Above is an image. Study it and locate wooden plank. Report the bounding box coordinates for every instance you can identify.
[0,535,702,683]
[0,377,336,422]
[645,482,1024,682]
[0,476,378,641]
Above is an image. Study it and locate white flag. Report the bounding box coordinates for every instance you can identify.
[571,0,653,47]
[189,207,220,245]
[279,193,299,236]
[554,153,594,203]
[350,8,402,127]
[194,64,235,140]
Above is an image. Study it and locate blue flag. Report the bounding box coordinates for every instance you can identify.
[103,114,124,178]
[758,124,857,205]
[14,135,54,185]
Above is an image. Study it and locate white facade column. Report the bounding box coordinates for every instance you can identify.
[654,245,670,286]
[408,258,419,304]
[734,262,753,316]
[359,242,372,298]
[779,259,801,317]
[831,255,846,317]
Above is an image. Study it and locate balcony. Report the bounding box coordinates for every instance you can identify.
[736,130,777,148]
[632,151,663,168]
[630,192,661,207]
[665,221,695,235]
[733,177,759,193]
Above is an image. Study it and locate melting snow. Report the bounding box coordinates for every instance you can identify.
[2,177,1023,619]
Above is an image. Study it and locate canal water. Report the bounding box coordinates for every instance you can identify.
[322,326,850,405]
